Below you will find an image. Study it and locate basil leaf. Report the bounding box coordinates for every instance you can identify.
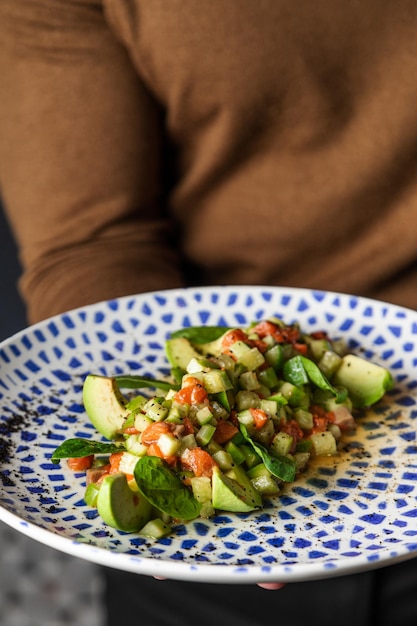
[239,425,296,483]
[115,375,180,392]
[134,456,201,520]
[284,355,347,403]
[51,438,124,464]
[170,325,231,345]
[300,356,347,403]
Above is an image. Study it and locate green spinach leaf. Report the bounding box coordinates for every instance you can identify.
[284,355,347,403]
[115,375,180,392]
[170,325,231,345]
[134,456,201,520]
[239,425,296,483]
[51,438,124,464]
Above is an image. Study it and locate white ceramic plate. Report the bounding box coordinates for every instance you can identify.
[0,286,416,584]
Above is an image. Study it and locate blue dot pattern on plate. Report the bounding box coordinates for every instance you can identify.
[0,285,416,584]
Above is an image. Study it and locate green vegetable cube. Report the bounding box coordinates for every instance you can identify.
[238,347,265,371]
[190,476,212,503]
[196,423,216,446]
[140,518,172,539]
[270,431,293,456]
[310,431,337,456]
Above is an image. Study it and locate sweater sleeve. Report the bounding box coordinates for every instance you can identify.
[0,0,184,324]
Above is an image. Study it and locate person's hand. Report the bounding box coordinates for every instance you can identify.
[154,577,285,589]
[256,582,285,590]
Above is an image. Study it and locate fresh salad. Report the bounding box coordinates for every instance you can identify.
[52,318,393,539]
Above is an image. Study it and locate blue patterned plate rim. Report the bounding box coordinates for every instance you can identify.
[0,285,416,584]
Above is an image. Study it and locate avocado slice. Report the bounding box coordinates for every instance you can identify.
[165,337,201,373]
[211,466,262,513]
[332,354,394,408]
[197,329,234,357]
[82,374,130,440]
[97,472,152,533]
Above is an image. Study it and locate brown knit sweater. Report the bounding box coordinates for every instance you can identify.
[1,0,417,324]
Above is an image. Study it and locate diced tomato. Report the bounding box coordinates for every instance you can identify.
[67,455,94,471]
[310,330,328,339]
[221,329,249,348]
[183,416,195,435]
[229,410,239,427]
[252,321,280,339]
[141,421,173,446]
[249,407,269,429]
[310,405,335,433]
[181,447,218,477]
[213,419,239,444]
[108,452,124,474]
[311,416,328,433]
[123,426,140,435]
[280,419,304,451]
[173,381,208,405]
[293,342,308,355]
[253,321,300,344]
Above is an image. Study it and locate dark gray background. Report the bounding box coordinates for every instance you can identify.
[0,203,104,626]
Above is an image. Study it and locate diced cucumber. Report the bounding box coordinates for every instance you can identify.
[165,405,183,423]
[294,451,310,471]
[317,350,342,378]
[305,337,332,361]
[196,423,216,446]
[157,433,181,457]
[196,405,214,425]
[190,476,212,503]
[140,518,172,539]
[178,433,198,454]
[235,390,261,411]
[279,381,307,407]
[119,451,141,475]
[203,369,233,393]
[84,482,100,507]
[239,444,262,468]
[212,449,234,471]
[264,344,284,371]
[225,440,246,465]
[247,464,280,496]
[215,389,235,412]
[238,371,260,391]
[236,409,255,431]
[144,398,169,422]
[210,400,229,420]
[294,407,313,430]
[238,347,265,371]
[125,434,148,457]
[260,399,278,418]
[270,431,293,456]
[125,394,147,412]
[134,412,153,432]
[310,431,337,456]
[199,501,216,518]
[258,366,279,390]
[227,340,252,360]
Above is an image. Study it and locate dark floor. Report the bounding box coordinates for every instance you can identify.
[0,204,104,625]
